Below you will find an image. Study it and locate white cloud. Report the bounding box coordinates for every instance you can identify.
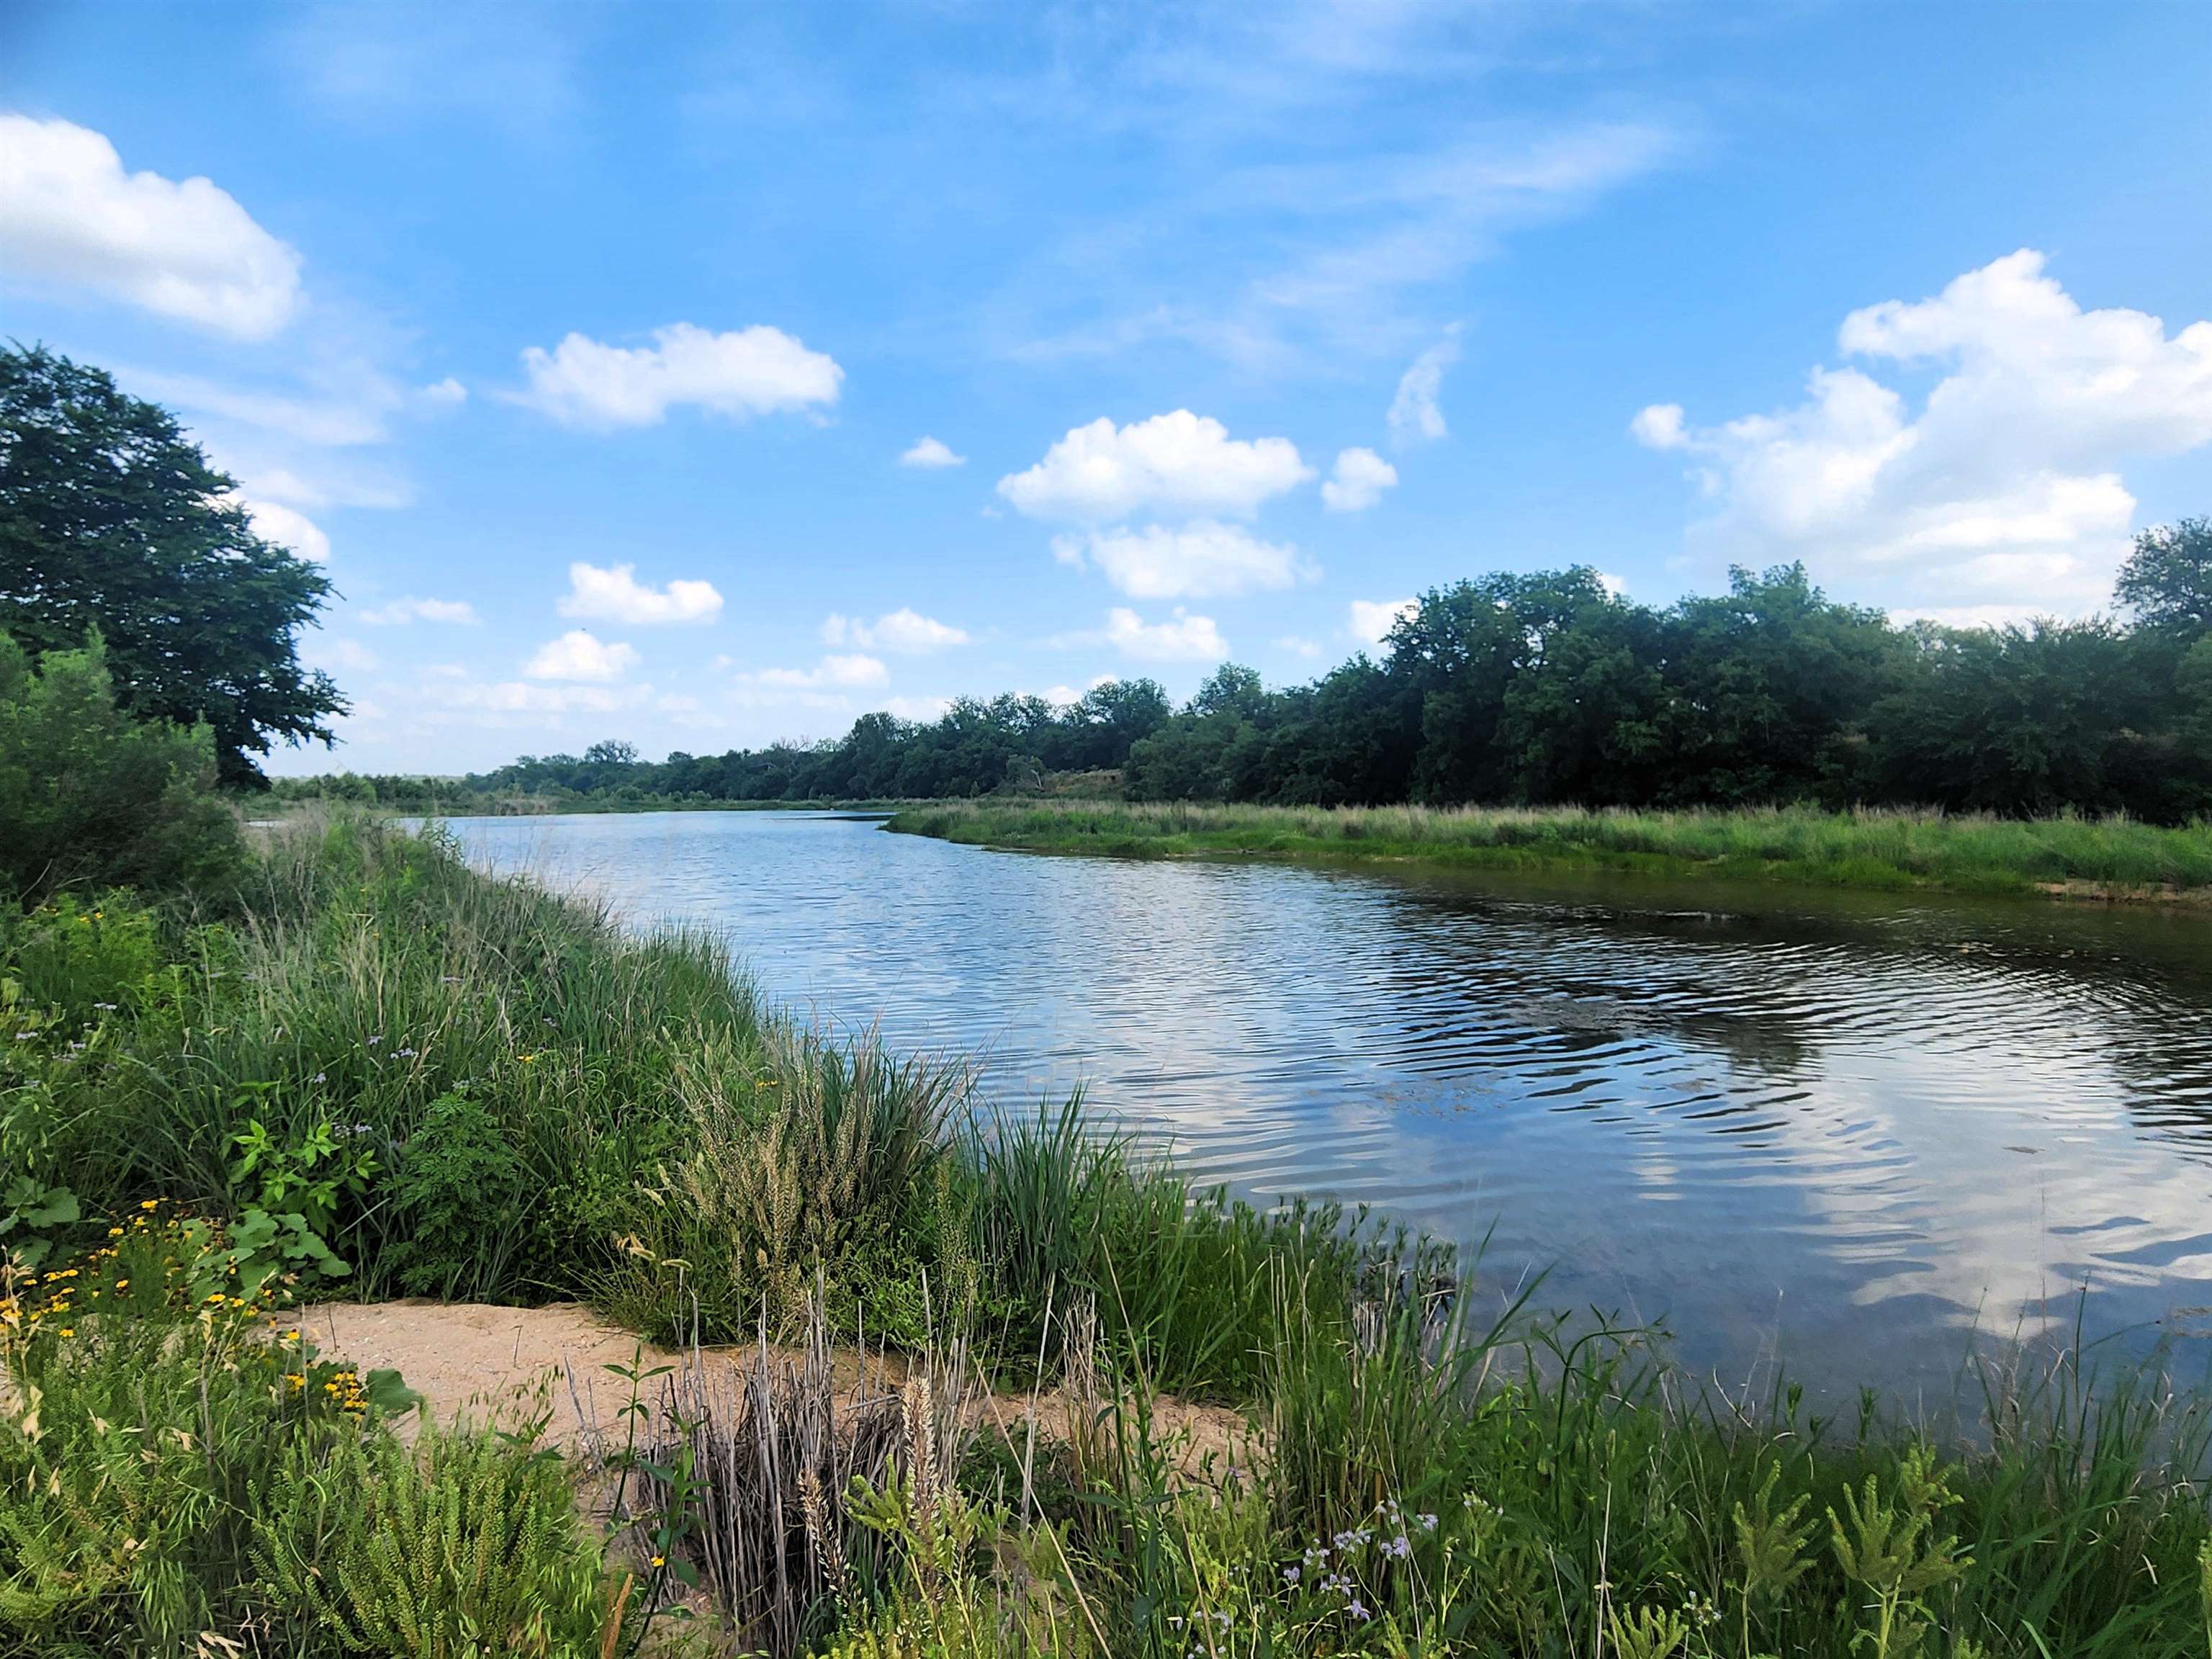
[821,609,970,652]
[1274,635,1325,658]
[1052,520,1313,599]
[1635,251,2212,619]
[426,678,651,716]
[526,630,639,683]
[306,637,378,673]
[515,323,843,429]
[421,377,467,405]
[243,499,330,562]
[1321,446,1398,512]
[1388,331,1459,445]
[558,561,724,626]
[1627,403,1686,450]
[899,436,966,469]
[1596,572,1629,598]
[1105,606,1229,662]
[0,115,302,338]
[753,654,890,691]
[887,694,953,722]
[998,410,1312,521]
[360,595,481,626]
[1348,597,1417,647]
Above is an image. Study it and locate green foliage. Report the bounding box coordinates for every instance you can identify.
[3,894,163,1025]
[0,343,343,786]
[2118,515,2212,639]
[0,631,243,903]
[253,1421,606,1659]
[387,1088,529,1298]
[0,1213,428,1656]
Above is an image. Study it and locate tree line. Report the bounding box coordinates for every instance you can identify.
[4,341,2206,824]
[293,523,2211,822]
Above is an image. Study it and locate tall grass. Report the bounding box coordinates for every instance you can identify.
[891,799,2212,896]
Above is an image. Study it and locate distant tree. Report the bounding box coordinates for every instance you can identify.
[583,739,640,766]
[0,343,344,786]
[2116,516,2211,638]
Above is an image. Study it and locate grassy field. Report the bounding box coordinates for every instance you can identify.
[890,798,2212,899]
[7,814,2212,1655]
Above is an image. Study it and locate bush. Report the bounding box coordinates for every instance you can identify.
[385,1088,529,1300]
[0,631,243,905]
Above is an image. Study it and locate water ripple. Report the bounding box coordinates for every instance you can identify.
[444,810,2212,1397]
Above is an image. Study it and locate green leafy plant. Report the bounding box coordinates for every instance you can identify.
[387,1087,526,1298]
[253,1420,607,1658]
[1828,1447,1969,1659]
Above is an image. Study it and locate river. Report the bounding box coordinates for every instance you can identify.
[439,809,2212,1400]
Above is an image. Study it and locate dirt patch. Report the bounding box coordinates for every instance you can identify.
[298,1299,1255,1478]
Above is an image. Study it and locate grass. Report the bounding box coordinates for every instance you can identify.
[889,798,2212,898]
[7,810,2212,1655]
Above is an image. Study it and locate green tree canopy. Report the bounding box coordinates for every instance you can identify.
[2116,516,2211,639]
[0,343,345,786]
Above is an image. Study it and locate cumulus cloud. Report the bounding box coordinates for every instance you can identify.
[1388,332,1459,445]
[559,561,724,626]
[0,115,302,338]
[1052,521,1312,600]
[899,436,965,469]
[998,410,1312,522]
[1321,446,1398,512]
[243,499,330,562]
[1627,403,1686,449]
[821,609,970,652]
[1105,607,1229,662]
[752,653,890,690]
[1349,597,1417,647]
[360,595,480,626]
[421,377,467,405]
[515,323,842,428]
[1633,250,2212,621]
[526,630,639,683]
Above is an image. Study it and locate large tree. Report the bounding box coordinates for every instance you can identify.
[2116,516,2211,639]
[0,343,345,785]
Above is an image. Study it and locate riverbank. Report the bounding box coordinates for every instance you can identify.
[889,798,2212,901]
[9,814,2211,1655]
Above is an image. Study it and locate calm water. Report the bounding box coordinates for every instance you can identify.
[441,810,2212,1398]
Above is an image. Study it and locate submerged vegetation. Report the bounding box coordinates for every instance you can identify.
[890,799,2212,898]
[6,805,2212,1654]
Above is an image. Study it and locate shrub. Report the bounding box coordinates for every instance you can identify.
[385,1088,529,1300]
[0,631,243,906]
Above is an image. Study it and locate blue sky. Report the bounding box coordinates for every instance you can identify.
[4,1,2208,773]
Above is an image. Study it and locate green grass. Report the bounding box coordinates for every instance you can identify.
[9,811,2212,1656]
[891,798,2212,898]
